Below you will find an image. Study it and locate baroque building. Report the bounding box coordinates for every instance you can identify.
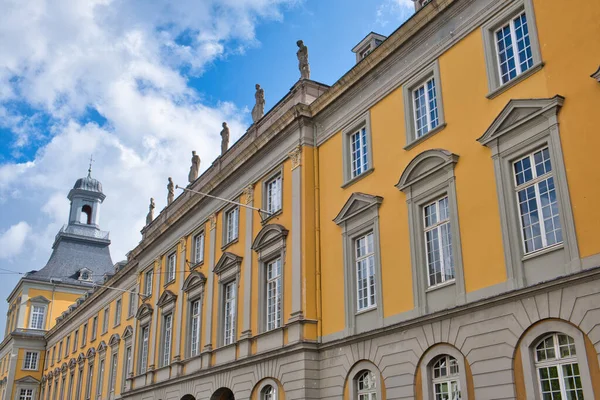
[3,0,600,398]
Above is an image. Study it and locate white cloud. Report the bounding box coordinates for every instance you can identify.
[376,0,414,27]
[0,222,31,259]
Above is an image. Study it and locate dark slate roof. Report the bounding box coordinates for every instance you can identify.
[27,235,113,286]
[73,175,103,193]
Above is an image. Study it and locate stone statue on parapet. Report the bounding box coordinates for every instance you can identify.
[297,40,310,80]
[188,151,201,183]
[146,198,155,225]
[251,84,265,123]
[167,177,174,205]
[220,122,230,155]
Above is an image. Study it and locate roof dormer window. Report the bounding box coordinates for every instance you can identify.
[351,32,387,64]
[79,268,92,282]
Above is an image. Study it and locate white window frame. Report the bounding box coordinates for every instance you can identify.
[22,351,39,371]
[354,232,376,312]
[96,358,104,400]
[265,174,282,215]
[161,314,173,367]
[481,0,542,98]
[493,12,533,85]
[29,305,46,330]
[91,316,98,341]
[261,385,276,400]
[19,389,34,400]
[109,352,118,394]
[102,307,109,334]
[342,112,374,187]
[350,127,369,179]
[193,232,205,265]
[73,330,79,352]
[512,148,562,255]
[423,196,455,288]
[65,336,71,357]
[223,281,236,346]
[139,326,149,374]
[166,253,176,283]
[144,269,153,297]
[114,299,122,327]
[412,77,440,138]
[534,333,583,400]
[431,355,461,400]
[402,60,446,149]
[224,207,239,245]
[86,363,94,400]
[265,258,282,331]
[127,289,136,318]
[190,299,202,357]
[58,342,63,361]
[123,345,132,391]
[82,323,88,346]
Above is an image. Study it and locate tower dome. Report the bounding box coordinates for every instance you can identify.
[73,173,103,193]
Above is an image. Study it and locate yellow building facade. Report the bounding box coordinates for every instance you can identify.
[4,0,600,398]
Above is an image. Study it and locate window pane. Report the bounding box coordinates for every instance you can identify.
[513,13,533,73]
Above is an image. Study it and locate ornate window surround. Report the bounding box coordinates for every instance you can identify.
[346,360,384,400]
[396,149,466,315]
[183,272,206,358]
[334,192,384,336]
[213,252,242,347]
[478,96,580,289]
[419,344,470,400]
[518,320,595,399]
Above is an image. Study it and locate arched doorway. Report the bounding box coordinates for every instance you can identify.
[181,396,196,400]
[210,387,235,400]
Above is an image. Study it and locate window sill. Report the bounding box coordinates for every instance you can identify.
[522,243,563,261]
[426,279,456,293]
[113,322,121,329]
[355,305,377,316]
[221,238,239,252]
[261,209,282,225]
[190,260,204,270]
[404,123,447,151]
[486,62,544,100]
[163,279,176,289]
[341,168,375,189]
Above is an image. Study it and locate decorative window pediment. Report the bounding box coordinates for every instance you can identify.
[77,353,86,364]
[86,347,96,359]
[592,66,600,82]
[477,96,564,147]
[47,371,53,379]
[96,340,107,353]
[60,363,67,373]
[29,295,50,305]
[108,333,121,347]
[157,290,177,308]
[333,193,383,226]
[213,252,242,275]
[135,303,153,320]
[15,376,40,385]
[41,375,47,383]
[252,224,288,251]
[183,272,206,292]
[122,325,133,339]
[68,358,76,369]
[396,149,459,192]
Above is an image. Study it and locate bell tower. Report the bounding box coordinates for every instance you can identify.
[67,161,106,228]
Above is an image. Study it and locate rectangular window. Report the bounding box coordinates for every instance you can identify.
[65,337,70,357]
[355,232,376,311]
[424,196,455,287]
[167,253,176,282]
[91,316,98,341]
[109,353,117,393]
[193,233,205,264]
[96,359,104,399]
[495,12,533,85]
[82,323,88,346]
[223,282,236,346]
[350,127,369,178]
[51,347,55,366]
[73,330,79,352]
[23,351,39,370]
[514,147,562,254]
[114,299,121,326]
[19,389,33,400]
[144,270,153,297]
[266,175,282,214]
[139,326,149,374]
[102,307,109,333]
[190,300,201,357]
[86,364,94,400]
[266,258,282,331]
[128,289,136,318]
[68,371,74,400]
[123,346,132,390]
[162,314,172,367]
[30,305,46,329]
[225,208,239,244]
[412,77,439,138]
[76,368,83,400]
[58,342,63,361]
[60,376,65,400]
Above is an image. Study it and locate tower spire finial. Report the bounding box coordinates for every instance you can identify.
[88,154,95,178]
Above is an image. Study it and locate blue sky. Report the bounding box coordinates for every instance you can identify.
[0,0,414,335]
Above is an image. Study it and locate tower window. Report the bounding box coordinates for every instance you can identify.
[80,205,92,224]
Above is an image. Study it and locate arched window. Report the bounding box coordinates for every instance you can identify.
[80,205,92,225]
[261,385,275,400]
[431,355,461,400]
[356,370,377,400]
[534,333,583,399]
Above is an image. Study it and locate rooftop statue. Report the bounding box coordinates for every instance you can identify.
[251,84,265,123]
[146,197,155,225]
[167,177,174,205]
[188,151,201,183]
[221,122,230,156]
[297,40,310,80]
